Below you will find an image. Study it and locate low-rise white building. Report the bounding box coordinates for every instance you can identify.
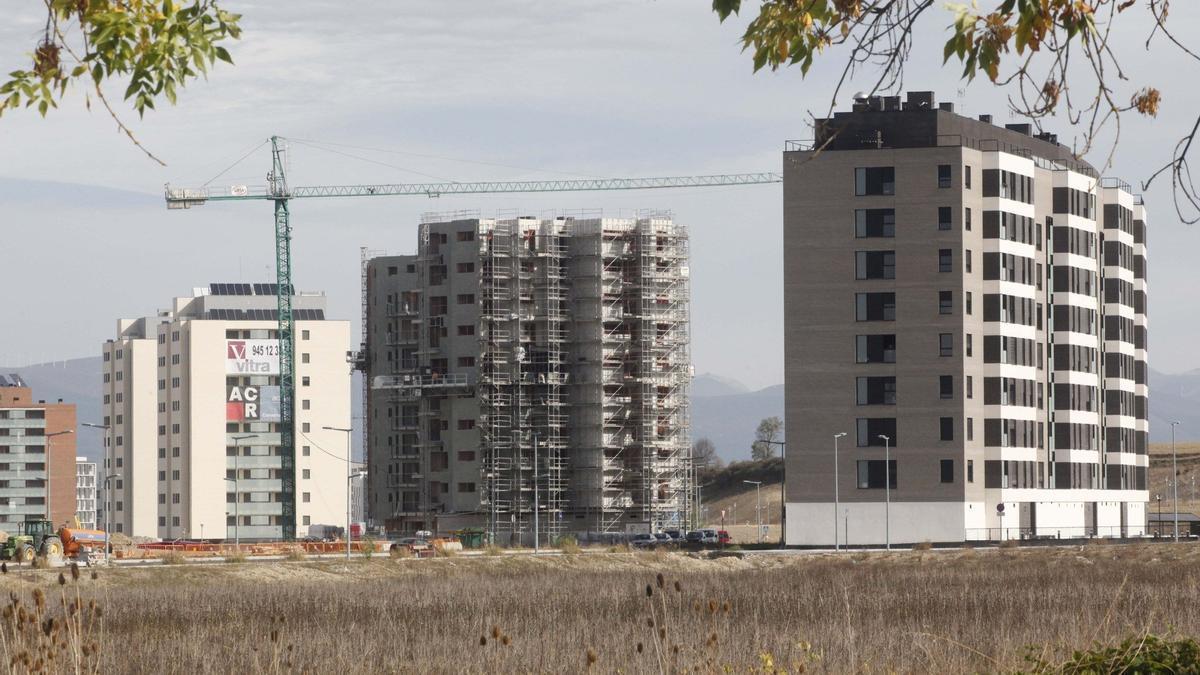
[75,457,97,530]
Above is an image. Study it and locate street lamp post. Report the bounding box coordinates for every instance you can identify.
[743,480,763,543]
[229,434,256,553]
[532,432,540,553]
[1171,421,1182,542]
[81,423,114,564]
[833,432,847,551]
[44,430,72,535]
[878,434,891,550]
[323,426,355,562]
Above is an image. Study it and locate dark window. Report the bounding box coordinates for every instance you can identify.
[965,249,972,274]
[967,459,974,482]
[937,164,952,188]
[966,375,973,399]
[967,418,974,441]
[855,209,895,238]
[939,291,953,315]
[965,292,973,315]
[939,375,953,399]
[940,458,954,482]
[940,419,954,443]
[856,377,897,405]
[938,249,953,273]
[855,293,896,321]
[939,333,954,357]
[856,418,897,447]
[856,460,898,489]
[938,206,952,230]
[965,208,972,231]
[855,335,896,363]
[965,165,972,189]
[855,251,895,279]
[855,167,895,196]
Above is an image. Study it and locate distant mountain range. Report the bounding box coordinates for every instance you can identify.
[3,359,1192,465]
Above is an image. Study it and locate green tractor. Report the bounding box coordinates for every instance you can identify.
[1,520,62,563]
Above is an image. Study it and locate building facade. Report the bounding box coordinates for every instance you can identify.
[784,92,1149,545]
[103,284,351,540]
[0,380,77,533]
[364,213,692,543]
[76,457,97,530]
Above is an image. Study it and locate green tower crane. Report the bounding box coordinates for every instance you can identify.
[165,135,780,540]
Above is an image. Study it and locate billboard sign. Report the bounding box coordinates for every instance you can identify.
[225,339,280,375]
[226,385,281,422]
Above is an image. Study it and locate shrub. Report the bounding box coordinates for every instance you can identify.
[558,536,580,555]
[285,546,307,562]
[362,536,376,560]
[160,552,186,565]
[389,545,413,560]
[1023,633,1200,673]
[484,544,504,557]
[912,541,933,551]
[226,551,248,564]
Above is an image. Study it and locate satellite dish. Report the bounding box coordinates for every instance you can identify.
[996,503,1006,514]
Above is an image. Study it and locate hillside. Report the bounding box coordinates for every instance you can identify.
[690,376,783,464]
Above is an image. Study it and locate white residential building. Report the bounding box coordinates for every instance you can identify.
[103,283,351,541]
[76,457,97,530]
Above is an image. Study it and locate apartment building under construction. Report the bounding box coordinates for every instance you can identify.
[362,212,691,543]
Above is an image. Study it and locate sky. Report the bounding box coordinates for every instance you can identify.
[1,1,1197,390]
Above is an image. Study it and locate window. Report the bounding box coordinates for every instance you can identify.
[301,353,310,364]
[456,262,475,274]
[940,458,955,482]
[939,291,953,315]
[855,293,896,321]
[302,399,310,410]
[965,249,972,274]
[302,376,310,387]
[429,297,447,316]
[965,165,972,189]
[966,292,973,315]
[458,450,477,462]
[457,325,476,336]
[967,459,975,482]
[855,335,896,363]
[966,376,973,399]
[967,418,974,441]
[456,230,476,242]
[856,377,897,405]
[855,209,895,238]
[158,517,166,527]
[940,419,954,442]
[458,483,477,493]
[938,249,953,273]
[457,356,476,368]
[172,493,180,504]
[937,164,952,188]
[302,469,311,479]
[171,470,179,480]
[302,446,310,456]
[457,419,476,430]
[939,333,954,357]
[303,492,311,503]
[854,167,895,196]
[302,330,310,340]
[456,294,476,305]
[965,208,972,231]
[303,515,312,526]
[158,448,166,459]
[855,418,897,447]
[939,375,953,399]
[856,460,897,489]
[938,206,952,230]
[302,423,310,432]
[855,251,895,280]
[965,333,973,357]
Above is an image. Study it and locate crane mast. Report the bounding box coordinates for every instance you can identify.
[165,136,781,541]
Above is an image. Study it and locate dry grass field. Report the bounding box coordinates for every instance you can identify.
[2,545,1200,673]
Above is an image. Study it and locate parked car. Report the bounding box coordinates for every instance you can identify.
[653,532,675,548]
[699,529,720,545]
[663,529,683,542]
[630,533,657,549]
[684,530,703,544]
[716,530,732,546]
